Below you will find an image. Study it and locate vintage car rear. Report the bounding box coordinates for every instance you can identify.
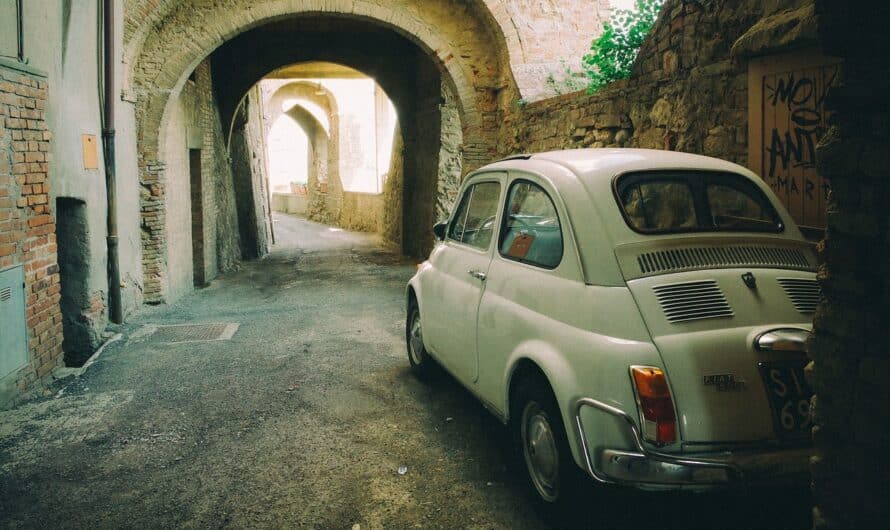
[540,149,818,489]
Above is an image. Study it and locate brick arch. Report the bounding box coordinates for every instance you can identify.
[266,81,343,223]
[128,1,512,151]
[123,0,521,102]
[128,1,519,300]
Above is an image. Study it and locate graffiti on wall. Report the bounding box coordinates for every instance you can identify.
[749,52,841,232]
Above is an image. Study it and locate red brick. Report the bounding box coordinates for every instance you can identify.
[27,194,47,205]
[27,215,52,228]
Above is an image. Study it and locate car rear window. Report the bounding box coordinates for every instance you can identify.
[615,171,784,234]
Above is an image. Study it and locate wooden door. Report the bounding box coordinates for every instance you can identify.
[748,50,842,237]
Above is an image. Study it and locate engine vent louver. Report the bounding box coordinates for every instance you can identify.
[637,246,811,276]
[653,280,734,323]
[778,277,821,313]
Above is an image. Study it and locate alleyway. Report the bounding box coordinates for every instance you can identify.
[1,214,809,529]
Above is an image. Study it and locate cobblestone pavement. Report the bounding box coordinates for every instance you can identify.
[0,214,810,529]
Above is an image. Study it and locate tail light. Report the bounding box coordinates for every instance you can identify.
[630,366,677,445]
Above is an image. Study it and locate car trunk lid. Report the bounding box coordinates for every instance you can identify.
[619,239,818,445]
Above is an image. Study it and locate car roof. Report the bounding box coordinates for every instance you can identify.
[509,148,748,179]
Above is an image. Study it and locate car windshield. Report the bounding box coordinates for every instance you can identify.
[616,171,783,233]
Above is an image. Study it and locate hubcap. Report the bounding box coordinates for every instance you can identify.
[521,401,560,502]
[408,310,424,365]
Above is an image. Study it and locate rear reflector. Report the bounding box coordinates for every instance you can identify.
[630,366,677,445]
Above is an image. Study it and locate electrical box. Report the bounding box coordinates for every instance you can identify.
[0,265,28,380]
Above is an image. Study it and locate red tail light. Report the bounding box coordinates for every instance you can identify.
[630,366,677,445]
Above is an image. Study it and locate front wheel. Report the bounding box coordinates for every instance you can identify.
[406,300,434,378]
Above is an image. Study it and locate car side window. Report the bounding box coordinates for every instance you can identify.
[448,181,501,250]
[499,180,563,269]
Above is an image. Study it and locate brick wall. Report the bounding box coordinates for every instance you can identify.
[195,61,241,279]
[0,63,63,403]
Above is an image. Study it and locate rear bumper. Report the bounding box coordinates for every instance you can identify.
[573,397,811,490]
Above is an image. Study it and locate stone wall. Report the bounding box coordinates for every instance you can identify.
[436,87,463,224]
[0,62,63,407]
[197,62,242,280]
[271,193,308,217]
[501,1,819,168]
[808,1,890,527]
[152,59,244,304]
[381,128,404,247]
[339,192,384,234]
[230,87,272,260]
[401,56,444,258]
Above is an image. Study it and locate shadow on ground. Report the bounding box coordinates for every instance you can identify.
[0,214,811,529]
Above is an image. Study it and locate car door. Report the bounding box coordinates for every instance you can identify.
[475,176,572,409]
[422,174,504,383]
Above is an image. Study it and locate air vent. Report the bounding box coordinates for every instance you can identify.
[0,286,10,302]
[637,246,812,276]
[653,280,734,323]
[778,278,821,313]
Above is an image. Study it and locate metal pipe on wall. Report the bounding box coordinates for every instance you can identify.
[16,0,24,62]
[102,0,122,324]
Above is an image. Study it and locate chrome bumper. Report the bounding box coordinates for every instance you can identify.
[573,397,810,489]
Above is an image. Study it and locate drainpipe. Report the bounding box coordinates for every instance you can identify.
[16,0,25,63]
[102,0,122,324]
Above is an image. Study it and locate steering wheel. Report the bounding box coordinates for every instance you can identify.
[508,214,531,231]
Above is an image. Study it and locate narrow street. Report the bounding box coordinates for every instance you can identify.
[1,214,545,529]
[0,214,809,529]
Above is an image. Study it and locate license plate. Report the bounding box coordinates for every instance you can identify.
[758,361,813,439]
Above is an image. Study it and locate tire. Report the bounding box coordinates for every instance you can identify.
[511,374,585,515]
[406,299,434,379]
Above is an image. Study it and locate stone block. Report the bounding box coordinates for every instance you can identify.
[649,98,672,127]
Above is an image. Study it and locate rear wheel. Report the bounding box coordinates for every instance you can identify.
[512,374,585,513]
[406,300,433,378]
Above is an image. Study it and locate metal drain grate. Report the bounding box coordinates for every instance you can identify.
[149,323,239,343]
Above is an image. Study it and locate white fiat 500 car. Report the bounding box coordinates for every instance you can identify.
[406,149,818,505]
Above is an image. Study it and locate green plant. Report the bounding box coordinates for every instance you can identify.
[545,60,588,97]
[582,0,665,93]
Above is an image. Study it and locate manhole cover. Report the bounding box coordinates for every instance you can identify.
[148,323,239,343]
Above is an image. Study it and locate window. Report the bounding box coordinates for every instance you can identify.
[499,181,563,269]
[447,181,501,250]
[616,172,783,234]
[707,184,777,231]
[620,180,697,232]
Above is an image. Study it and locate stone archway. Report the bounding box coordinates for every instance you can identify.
[126,0,516,301]
[282,105,334,224]
[264,81,342,224]
[123,0,610,103]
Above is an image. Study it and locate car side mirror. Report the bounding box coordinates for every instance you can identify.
[433,222,447,241]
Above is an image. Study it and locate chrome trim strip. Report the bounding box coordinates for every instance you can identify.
[572,397,743,485]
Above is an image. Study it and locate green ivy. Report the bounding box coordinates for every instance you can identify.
[583,0,665,93]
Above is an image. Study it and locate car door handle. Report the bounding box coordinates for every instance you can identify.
[467,269,487,281]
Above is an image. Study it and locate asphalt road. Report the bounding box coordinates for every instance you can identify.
[0,214,811,529]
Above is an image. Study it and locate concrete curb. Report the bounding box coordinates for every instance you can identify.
[52,333,124,396]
